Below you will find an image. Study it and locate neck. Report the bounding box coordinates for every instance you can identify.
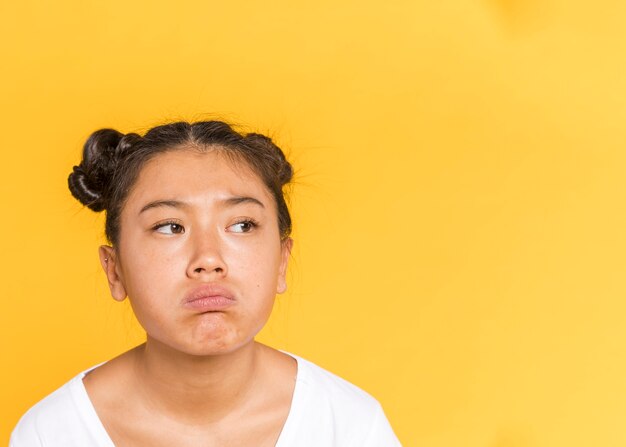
[132,337,263,424]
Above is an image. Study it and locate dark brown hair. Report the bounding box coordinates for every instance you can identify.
[68,121,293,245]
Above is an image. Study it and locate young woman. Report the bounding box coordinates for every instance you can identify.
[10,121,401,446]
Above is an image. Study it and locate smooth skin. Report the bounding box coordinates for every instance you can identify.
[83,148,296,447]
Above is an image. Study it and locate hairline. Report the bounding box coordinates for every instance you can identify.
[109,143,285,248]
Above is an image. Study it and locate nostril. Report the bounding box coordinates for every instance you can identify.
[193,266,224,274]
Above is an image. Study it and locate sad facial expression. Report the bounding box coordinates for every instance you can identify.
[100,148,292,356]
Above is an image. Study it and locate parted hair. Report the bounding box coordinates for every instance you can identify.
[68,121,293,245]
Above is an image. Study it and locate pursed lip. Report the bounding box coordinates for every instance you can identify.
[182,284,236,312]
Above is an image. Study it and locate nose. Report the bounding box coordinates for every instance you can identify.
[186,228,228,280]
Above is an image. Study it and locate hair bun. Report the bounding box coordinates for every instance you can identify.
[68,128,127,211]
[277,156,293,187]
[245,133,293,186]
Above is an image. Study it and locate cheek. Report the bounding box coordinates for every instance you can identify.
[230,242,282,287]
[118,238,184,306]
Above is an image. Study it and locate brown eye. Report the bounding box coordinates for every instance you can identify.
[229,220,257,233]
[155,222,185,235]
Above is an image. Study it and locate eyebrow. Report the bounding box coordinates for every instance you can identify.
[139,196,265,215]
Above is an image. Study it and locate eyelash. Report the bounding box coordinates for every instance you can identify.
[151,218,260,235]
[152,220,184,234]
[230,218,259,233]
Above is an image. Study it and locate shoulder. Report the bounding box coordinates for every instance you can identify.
[10,366,107,447]
[293,354,381,413]
[281,353,402,446]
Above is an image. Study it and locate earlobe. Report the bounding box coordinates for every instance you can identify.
[276,238,293,294]
[98,245,127,302]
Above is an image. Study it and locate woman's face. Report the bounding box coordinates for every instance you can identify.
[100,148,292,356]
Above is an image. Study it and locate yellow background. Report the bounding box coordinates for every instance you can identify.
[2,1,626,445]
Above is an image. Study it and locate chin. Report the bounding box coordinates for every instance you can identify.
[175,332,255,358]
[146,316,263,358]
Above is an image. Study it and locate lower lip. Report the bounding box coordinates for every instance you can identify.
[184,296,235,312]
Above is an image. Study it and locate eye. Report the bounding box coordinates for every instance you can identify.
[229,219,258,234]
[153,221,185,235]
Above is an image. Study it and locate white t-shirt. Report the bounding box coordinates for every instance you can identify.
[10,353,402,446]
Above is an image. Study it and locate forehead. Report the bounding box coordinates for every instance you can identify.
[125,148,274,210]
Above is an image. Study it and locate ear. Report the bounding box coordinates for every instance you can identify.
[276,238,293,294]
[98,245,127,302]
